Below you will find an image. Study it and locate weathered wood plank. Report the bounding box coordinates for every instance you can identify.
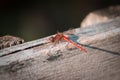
[0,18,120,80]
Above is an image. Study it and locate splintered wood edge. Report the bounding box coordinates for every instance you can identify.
[0,36,50,57]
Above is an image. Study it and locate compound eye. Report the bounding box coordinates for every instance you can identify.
[49,37,54,42]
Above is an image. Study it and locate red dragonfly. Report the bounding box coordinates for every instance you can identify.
[49,32,87,53]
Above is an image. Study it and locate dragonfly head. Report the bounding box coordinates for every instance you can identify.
[49,36,55,43]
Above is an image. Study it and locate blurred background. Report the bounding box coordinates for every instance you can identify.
[0,0,120,41]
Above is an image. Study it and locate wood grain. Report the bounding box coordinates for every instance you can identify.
[0,18,120,80]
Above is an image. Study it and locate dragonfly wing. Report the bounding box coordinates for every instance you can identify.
[63,35,87,53]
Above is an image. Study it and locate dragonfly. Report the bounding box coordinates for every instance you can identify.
[49,32,87,53]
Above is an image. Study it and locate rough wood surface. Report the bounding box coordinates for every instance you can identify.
[0,18,120,80]
[0,35,24,50]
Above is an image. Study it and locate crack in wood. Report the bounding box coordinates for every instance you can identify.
[0,42,49,57]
